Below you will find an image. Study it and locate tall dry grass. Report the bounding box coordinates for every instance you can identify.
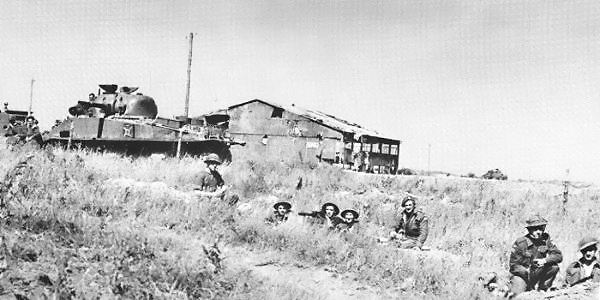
[0,144,598,299]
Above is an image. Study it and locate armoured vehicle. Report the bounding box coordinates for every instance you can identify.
[482,169,508,180]
[0,103,29,137]
[46,84,243,161]
[0,103,43,145]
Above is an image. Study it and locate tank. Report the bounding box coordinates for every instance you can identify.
[0,103,43,145]
[46,84,244,161]
[0,102,30,137]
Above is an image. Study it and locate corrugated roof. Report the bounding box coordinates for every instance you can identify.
[228,99,400,141]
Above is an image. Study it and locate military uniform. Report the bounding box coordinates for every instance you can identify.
[336,209,359,233]
[265,201,292,226]
[393,210,429,249]
[298,202,343,229]
[195,169,224,192]
[264,213,290,226]
[194,153,225,193]
[565,237,600,286]
[565,260,600,286]
[335,220,359,233]
[509,215,562,294]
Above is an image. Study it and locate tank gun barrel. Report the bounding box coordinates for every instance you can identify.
[69,101,112,117]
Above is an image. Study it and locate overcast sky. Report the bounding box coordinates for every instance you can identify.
[1,0,600,183]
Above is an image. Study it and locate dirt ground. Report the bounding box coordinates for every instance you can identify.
[223,247,393,300]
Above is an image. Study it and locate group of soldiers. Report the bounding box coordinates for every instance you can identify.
[509,214,600,295]
[192,153,599,295]
[264,196,429,249]
[192,152,430,248]
[3,115,42,146]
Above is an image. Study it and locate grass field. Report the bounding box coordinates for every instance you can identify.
[0,144,598,299]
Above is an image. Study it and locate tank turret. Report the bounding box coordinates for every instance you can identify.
[68,84,158,119]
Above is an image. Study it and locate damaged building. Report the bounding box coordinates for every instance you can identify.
[199,99,401,174]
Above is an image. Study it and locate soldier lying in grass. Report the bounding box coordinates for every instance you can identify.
[335,209,360,233]
[265,201,292,226]
[298,202,343,230]
[389,196,429,250]
[565,237,600,286]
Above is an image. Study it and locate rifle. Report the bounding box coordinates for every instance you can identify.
[298,211,319,218]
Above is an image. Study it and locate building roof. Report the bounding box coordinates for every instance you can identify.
[228,99,400,142]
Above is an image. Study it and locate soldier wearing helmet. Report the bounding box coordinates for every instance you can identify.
[335,209,360,233]
[565,237,600,286]
[193,153,226,197]
[298,202,343,230]
[265,201,292,226]
[389,196,429,250]
[509,214,563,294]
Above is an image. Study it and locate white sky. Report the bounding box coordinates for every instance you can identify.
[1,0,600,183]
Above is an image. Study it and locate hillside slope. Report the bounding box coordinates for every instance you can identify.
[0,145,598,299]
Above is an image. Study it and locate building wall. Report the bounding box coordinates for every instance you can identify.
[228,101,341,138]
[228,101,400,172]
[228,101,344,162]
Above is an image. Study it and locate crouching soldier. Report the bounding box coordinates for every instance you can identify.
[194,154,225,194]
[565,237,600,286]
[509,214,562,295]
[298,202,343,230]
[192,153,239,204]
[335,209,359,233]
[389,196,429,250]
[265,201,292,226]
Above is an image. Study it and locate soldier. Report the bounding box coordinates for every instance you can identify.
[298,202,343,229]
[389,196,429,250]
[265,201,292,226]
[193,153,227,197]
[24,116,42,144]
[335,209,359,233]
[509,214,562,294]
[565,237,600,286]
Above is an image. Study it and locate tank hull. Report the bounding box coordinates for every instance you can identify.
[46,117,233,161]
[47,137,232,160]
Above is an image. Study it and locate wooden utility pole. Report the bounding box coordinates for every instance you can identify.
[562,168,570,213]
[28,79,35,116]
[427,144,431,176]
[184,33,194,119]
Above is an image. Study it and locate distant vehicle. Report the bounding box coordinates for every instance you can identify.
[45,84,244,162]
[0,102,29,137]
[0,103,42,145]
[482,169,508,180]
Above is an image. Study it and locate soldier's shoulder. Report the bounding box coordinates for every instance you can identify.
[514,236,529,246]
[415,210,428,219]
[197,169,211,176]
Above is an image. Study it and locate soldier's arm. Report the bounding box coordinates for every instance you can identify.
[509,242,529,277]
[192,173,207,191]
[416,216,429,248]
[565,263,581,286]
[393,218,404,233]
[264,215,275,225]
[545,239,563,264]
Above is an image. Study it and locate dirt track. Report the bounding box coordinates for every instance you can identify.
[223,247,392,300]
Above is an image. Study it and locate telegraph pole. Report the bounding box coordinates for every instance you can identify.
[562,168,570,212]
[427,143,431,176]
[184,32,194,119]
[28,79,35,116]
